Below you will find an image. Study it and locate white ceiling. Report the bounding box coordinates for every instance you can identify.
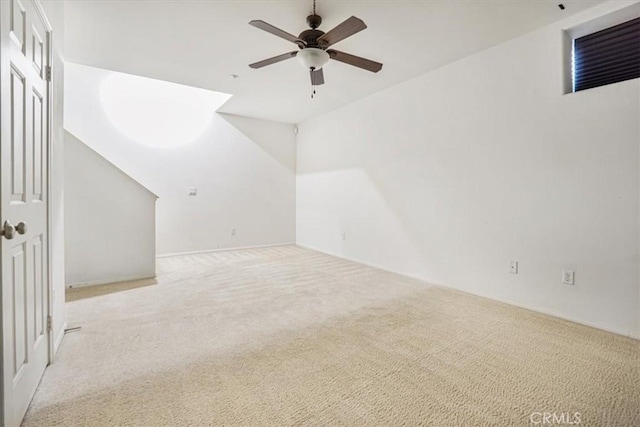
[63,0,604,124]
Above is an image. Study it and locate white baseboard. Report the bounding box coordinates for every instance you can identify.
[456,287,639,340]
[296,244,639,340]
[66,274,156,289]
[157,242,297,258]
[296,243,435,285]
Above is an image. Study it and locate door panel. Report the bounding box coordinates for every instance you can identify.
[31,28,43,78]
[32,90,43,201]
[10,0,25,52]
[10,243,27,381]
[1,1,51,425]
[10,66,25,204]
[32,235,44,343]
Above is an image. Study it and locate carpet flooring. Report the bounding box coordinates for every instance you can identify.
[23,246,639,426]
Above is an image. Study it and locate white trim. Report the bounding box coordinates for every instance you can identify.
[451,286,640,340]
[296,242,432,284]
[296,244,639,340]
[30,0,57,366]
[157,242,297,258]
[66,274,156,289]
[53,321,66,356]
[31,0,53,32]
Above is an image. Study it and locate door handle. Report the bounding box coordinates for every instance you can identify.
[1,220,16,240]
[16,221,27,235]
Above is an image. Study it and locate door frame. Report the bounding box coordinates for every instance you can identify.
[0,0,55,422]
[32,0,55,366]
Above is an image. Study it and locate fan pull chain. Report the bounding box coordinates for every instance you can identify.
[311,65,317,99]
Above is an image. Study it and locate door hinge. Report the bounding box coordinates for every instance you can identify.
[47,315,52,332]
[45,66,52,82]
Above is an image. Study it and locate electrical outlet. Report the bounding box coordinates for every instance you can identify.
[563,270,575,285]
[230,228,236,236]
[509,260,518,274]
[188,186,197,196]
[341,232,346,241]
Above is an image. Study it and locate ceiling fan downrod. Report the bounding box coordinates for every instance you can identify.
[307,0,322,30]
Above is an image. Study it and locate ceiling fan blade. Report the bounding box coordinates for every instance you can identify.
[328,50,383,73]
[310,68,325,85]
[317,16,367,47]
[249,51,298,69]
[249,20,305,47]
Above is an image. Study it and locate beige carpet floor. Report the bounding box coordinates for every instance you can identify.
[23,246,639,426]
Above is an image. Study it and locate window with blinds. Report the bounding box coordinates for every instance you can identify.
[573,17,640,92]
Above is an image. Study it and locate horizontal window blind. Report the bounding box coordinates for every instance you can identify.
[574,17,640,92]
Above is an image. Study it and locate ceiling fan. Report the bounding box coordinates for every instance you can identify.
[248,0,383,93]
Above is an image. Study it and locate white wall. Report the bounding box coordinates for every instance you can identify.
[64,64,296,256]
[297,1,640,337]
[64,131,157,286]
[40,0,66,354]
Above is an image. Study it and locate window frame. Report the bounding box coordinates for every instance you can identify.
[562,2,640,95]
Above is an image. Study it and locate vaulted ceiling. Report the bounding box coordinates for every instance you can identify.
[64,0,604,124]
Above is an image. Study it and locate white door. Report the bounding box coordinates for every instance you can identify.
[0,1,51,425]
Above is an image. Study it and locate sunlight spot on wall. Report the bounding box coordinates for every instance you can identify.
[100,72,231,149]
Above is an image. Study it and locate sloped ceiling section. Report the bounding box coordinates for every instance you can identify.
[64,0,604,124]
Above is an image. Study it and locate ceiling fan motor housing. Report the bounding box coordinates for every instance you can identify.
[306,14,322,29]
[299,29,326,48]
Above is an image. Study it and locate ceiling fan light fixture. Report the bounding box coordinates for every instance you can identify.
[297,48,330,70]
